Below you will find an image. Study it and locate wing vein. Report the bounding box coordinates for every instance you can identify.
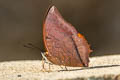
[70,36,85,66]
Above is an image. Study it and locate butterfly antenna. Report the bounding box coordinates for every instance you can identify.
[23,43,42,52]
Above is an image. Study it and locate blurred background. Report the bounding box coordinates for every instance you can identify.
[0,0,120,61]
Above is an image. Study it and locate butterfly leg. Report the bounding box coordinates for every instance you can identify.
[65,66,68,71]
[48,63,52,72]
[41,52,49,72]
[41,57,46,72]
[59,65,63,69]
[41,52,53,72]
[42,58,45,69]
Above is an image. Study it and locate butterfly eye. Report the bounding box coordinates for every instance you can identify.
[77,33,84,38]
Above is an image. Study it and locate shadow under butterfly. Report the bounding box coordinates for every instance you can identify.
[42,5,92,71]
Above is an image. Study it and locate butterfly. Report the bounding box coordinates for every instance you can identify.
[42,5,92,70]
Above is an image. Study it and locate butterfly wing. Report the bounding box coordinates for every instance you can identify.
[43,6,91,67]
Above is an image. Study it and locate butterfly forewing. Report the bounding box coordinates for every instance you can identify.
[43,6,92,67]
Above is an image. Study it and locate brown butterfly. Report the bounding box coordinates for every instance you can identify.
[43,5,92,69]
